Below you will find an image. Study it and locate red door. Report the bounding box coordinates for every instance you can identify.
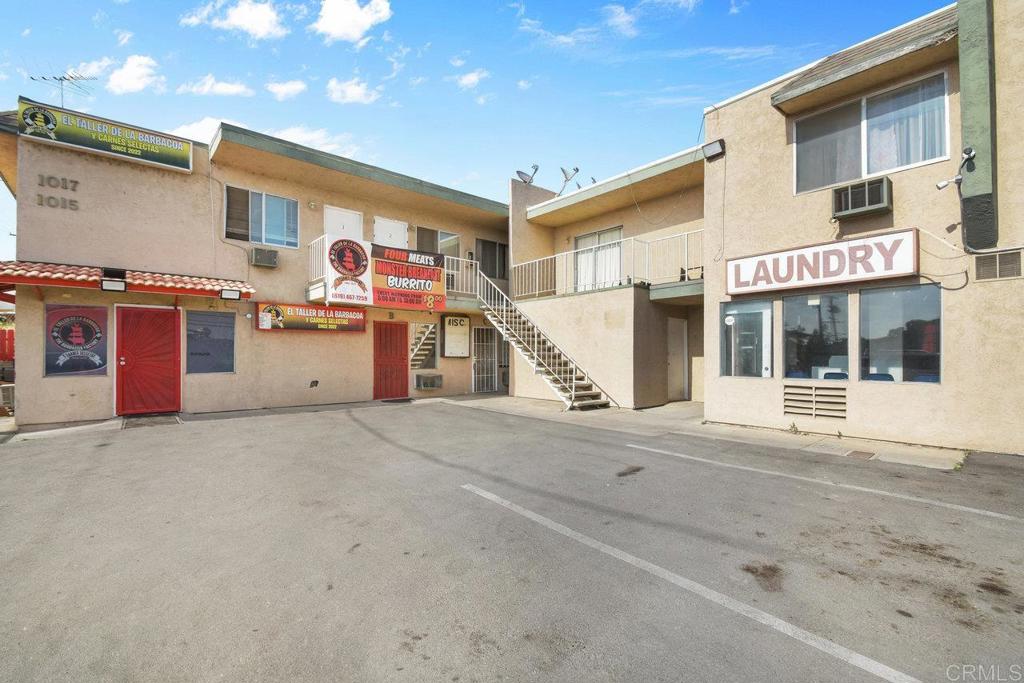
[373,321,408,400]
[116,307,181,415]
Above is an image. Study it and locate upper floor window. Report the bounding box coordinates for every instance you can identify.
[225,186,299,248]
[795,73,947,193]
[417,227,460,258]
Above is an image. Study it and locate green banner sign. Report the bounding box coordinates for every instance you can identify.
[18,97,193,173]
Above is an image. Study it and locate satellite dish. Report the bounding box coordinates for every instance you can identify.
[516,164,539,184]
[557,166,579,196]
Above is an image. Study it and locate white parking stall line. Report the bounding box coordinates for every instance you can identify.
[628,444,1022,524]
[461,483,921,683]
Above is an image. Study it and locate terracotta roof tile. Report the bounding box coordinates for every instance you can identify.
[0,261,255,296]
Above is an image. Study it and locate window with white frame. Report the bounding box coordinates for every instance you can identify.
[574,226,623,292]
[225,187,299,248]
[795,73,947,193]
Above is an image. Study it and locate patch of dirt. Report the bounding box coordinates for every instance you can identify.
[936,588,973,611]
[878,537,973,569]
[741,562,784,592]
[977,577,1012,596]
[616,465,644,477]
[896,609,913,618]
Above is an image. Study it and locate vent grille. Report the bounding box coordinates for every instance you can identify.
[832,177,892,220]
[975,250,1022,281]
[415,374,443,389]
[784,384,847,419]
[250,247,279,268]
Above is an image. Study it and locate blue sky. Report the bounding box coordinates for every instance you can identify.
[1,0,946,259]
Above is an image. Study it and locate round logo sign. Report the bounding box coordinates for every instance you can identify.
[328,239,368,277]
[723,315,736,326]
[51,315,103,351]
[22,106,58,140]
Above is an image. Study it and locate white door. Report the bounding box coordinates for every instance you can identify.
[667,318,688,401]
[325,206,363,240]
[472,327,498,393]
[373,217,408,248]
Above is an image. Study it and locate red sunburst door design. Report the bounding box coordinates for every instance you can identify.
[116,307,181,415]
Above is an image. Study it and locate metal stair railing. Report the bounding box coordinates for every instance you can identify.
[475,269,618,409]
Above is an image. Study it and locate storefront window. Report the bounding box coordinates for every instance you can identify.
[783,293,849,380]
[860,284,940,383]
[186,311,235,374]
[720,300,772,378]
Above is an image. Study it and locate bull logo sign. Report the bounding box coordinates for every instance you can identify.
[326,237,373,305]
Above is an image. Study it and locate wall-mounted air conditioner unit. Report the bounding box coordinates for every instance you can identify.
[832,177,892,220]
[415,374,443,389]
[975,250,1022,281]
[251,247,279,268]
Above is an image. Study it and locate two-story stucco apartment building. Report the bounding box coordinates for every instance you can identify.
[505,0,1022,454]
[0,111,511,425]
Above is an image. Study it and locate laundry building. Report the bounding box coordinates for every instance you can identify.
[504,0,1022,454]
[0,108,510,425]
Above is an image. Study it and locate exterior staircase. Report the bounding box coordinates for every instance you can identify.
[475,270,613,410]
[409,324,437,370]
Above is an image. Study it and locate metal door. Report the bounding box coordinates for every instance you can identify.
[373,321,408,399]
[472,327,497,393]
[116,307,181,415]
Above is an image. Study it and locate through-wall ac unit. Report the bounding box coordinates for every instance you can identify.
[832,177,892,220]
[251,247,279,268]
[975,250,1022,281]
[415,374,443,389]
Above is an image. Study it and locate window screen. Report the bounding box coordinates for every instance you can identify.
[186,311,235,374]
[795,101,861,193]
[417,227,439,253]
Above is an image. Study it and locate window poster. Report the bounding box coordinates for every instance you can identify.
[45,305,108,376]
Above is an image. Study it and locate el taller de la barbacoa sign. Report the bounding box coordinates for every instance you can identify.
[18,97,193,173]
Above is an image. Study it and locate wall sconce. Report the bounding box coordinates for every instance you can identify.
[308,200,319,210]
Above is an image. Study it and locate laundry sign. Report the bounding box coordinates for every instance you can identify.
[726,229,918,295]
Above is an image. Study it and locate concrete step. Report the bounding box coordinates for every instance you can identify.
[570,398,610,410]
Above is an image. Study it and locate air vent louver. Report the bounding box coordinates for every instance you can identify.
[975,250,1022,281]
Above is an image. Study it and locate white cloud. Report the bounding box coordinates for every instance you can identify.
[729,0,748,14]
[181,0,288,39]
[212,0,288,39]
[450,68,489,90]
[603,4,638,38]
[508,1,526,17]
[75,57,116,78]
[408,76,427,87]
[519,18,599,48]
[266,125,359,156]
[642,0,701,9]
[384,44,410,80]
[326,76,381,104]
[266,79,307,100]
[176,74,255,96]
[21,28,31,37]
[517,79,532,90]
[0,73,8,82]
[449,55,466,67]
[106,55,165,94]
[114,29,134,46]
[170,116,246,143]
[310,0,392,44]
[475,94,495,106]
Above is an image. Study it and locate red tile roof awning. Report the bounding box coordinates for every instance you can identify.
[0,261,255,298]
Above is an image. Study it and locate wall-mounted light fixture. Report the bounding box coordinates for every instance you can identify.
[100,279,126,292]
[220,289,242,300]
[701,138,726,161]
[308,200,319,210]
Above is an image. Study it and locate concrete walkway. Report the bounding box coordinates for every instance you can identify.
[428,395,967,470]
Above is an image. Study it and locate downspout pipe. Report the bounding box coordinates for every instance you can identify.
[957,0,999,250]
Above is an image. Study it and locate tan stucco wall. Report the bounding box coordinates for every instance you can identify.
[509,286,703,409]
[703,61,1024,454]
[508,180,557,267]
[17,140,507,304]
[14,286,488,425]
[993,0,1024,236]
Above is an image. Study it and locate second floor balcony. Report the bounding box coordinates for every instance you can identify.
[510,230,703,300]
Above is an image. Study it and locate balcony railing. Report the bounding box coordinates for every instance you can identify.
[510,229,703,299]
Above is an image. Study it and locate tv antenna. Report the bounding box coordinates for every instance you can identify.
[29,71,96,107]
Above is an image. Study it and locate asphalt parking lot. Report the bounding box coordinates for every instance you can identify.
[1,401,1022,682]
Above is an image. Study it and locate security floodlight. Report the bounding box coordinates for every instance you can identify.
[516,164,539,184]
[557,166,579,196]
[702,138,726,160]
[100,279,127,292]
[936,174,962,191]
[220,288,242,300]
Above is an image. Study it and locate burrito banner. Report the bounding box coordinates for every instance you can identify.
[45,305,108,376]
[18,97,193,172]
[256,303,366,332]
[370,244,446,311]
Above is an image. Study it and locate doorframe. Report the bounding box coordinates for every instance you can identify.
[112,303,182,417]
[471,325,498,393]
[372,320,409,400]
[667,317,689,402]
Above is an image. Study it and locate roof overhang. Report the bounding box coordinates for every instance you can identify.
[525,146,705,228]
[0,262,255,299]
[771,4,958,115]
[211,124,508,229]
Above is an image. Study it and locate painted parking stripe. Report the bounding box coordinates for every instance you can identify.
[462,483,920,683]
[628,444,1021,524]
